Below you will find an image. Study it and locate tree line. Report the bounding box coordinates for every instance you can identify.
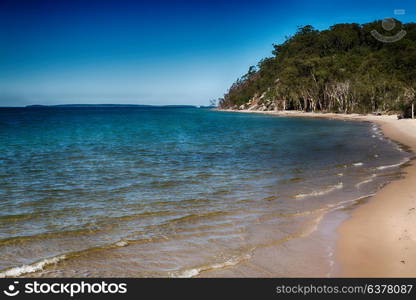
[218,20,416,116]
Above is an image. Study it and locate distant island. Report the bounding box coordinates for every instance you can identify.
[218,19,416,117]
[26,104,153,108]
[25,104,213,108]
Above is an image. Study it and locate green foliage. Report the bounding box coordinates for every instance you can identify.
[219,20,416,114]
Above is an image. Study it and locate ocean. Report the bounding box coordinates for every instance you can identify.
[0,106,411,277]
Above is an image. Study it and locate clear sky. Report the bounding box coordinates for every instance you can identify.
[0,0,415,106]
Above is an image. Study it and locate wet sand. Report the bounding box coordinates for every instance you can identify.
[211,109,416,277]
[337,117,416,277]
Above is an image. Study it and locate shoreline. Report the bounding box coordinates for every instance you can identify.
[215,109,416,277]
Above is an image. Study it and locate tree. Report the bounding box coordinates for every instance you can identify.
[219,20,416,116]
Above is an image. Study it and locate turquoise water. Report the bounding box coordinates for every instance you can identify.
[0,107,411,277]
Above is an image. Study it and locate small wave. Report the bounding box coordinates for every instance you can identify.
[169,211,231,224]
[279,177,305,184]
[173,254,251,278]
[396,146,404,152]
[329,193,375,210]
[376,158,410,170]
[355,174,377,188]
[0,226,105,247]
[263,195,279,201]
[0,255,65,278]
[149,180,199,188]
[326,246,335,278]
[115,240,129,247]
[295,183,343,199]
[353,162,363,166]
[371,124,382,131]
[0,238,133,278]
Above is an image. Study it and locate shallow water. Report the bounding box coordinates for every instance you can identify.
[0,107,411,277]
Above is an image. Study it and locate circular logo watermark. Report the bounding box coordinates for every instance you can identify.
[371,15,407,43]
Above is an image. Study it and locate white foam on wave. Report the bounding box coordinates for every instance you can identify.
[355,174,377,188]
[295,182,343,199]
[115,240,129,247]
[175,191,378,279]
[371,124,384,136]
[353,162,364,166]
[176,268,200,278]
[0,238,131,278]
[326,193,376,210]
[173,254,251,278]
[0,255,66,278]
[326,245,335,278]
[376,157,410,170]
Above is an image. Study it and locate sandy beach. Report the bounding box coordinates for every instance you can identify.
[216,109,416,277]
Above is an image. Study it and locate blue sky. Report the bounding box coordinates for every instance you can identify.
[0,0,415,106]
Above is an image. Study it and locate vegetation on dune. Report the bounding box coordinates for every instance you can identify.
[218,20,416,116]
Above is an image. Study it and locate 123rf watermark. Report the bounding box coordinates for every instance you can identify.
[2,280,127,297]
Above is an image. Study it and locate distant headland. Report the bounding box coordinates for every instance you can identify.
[24,104,214,108]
